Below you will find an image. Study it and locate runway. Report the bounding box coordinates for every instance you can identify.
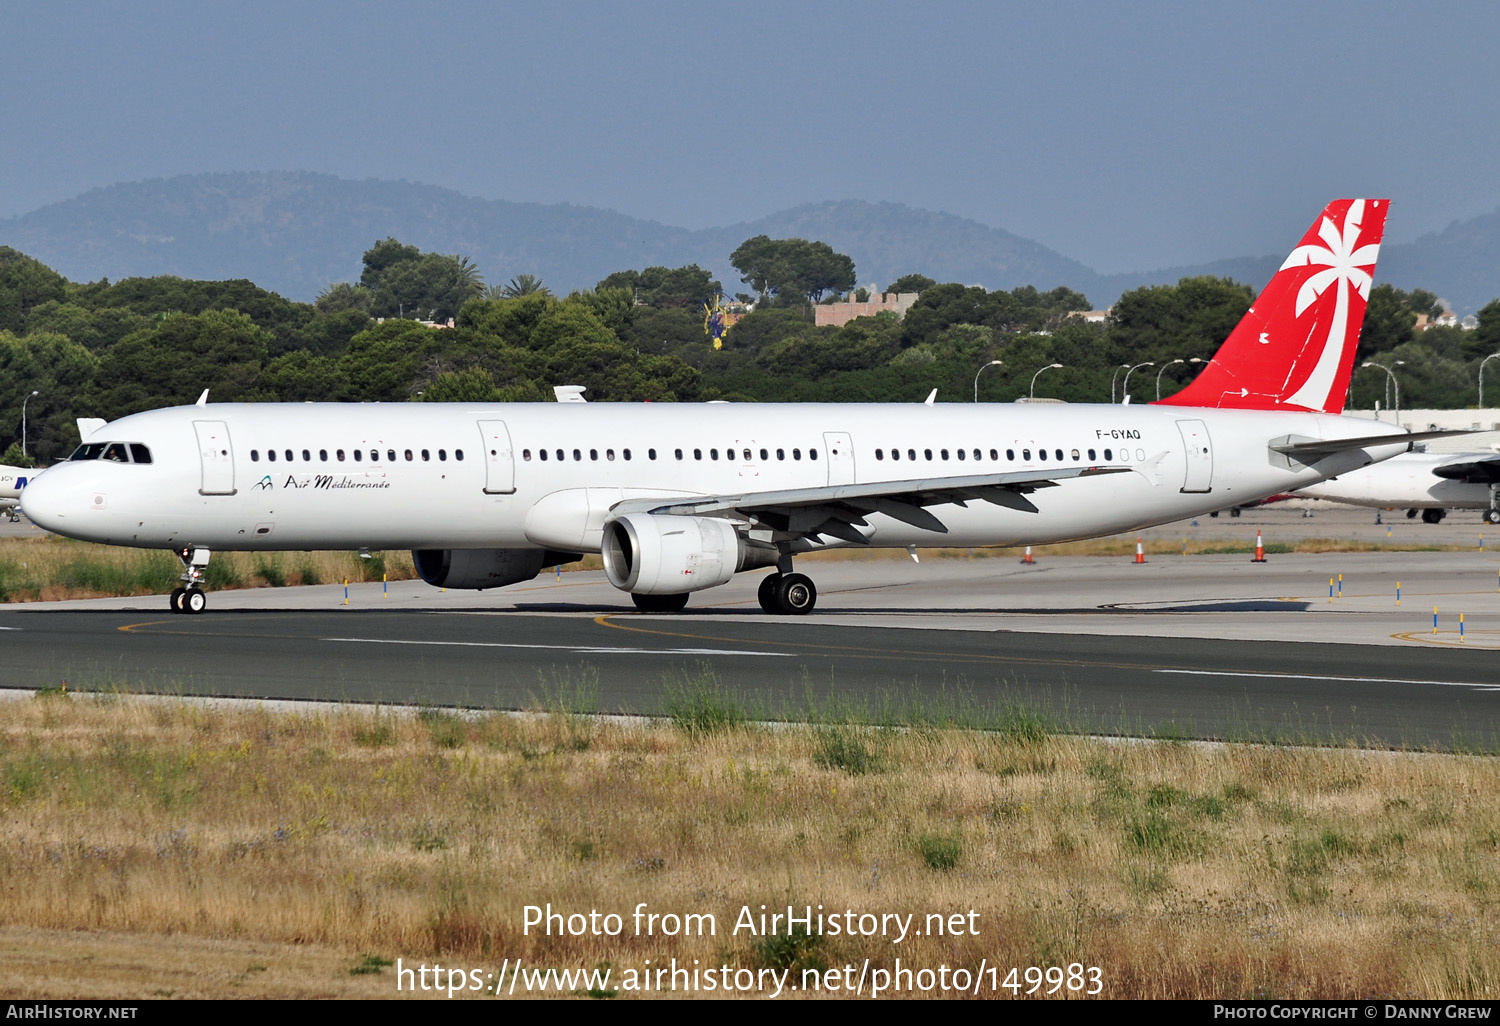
[5,510,1500,749]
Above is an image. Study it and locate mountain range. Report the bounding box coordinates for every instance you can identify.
[1,171,1496,314]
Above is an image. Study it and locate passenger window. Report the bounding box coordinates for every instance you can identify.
[1023,449,1031,460]
[320,450,328,462]
[572,449,580,461]
[129,444,153,464]
[1072,449,1080,460]
[370,449,379,462]
[301,449,311,462]
[1005,449,1012,461]
[421,449,429,461]
[758,448,767,461]
[924,449,933,461]
[956,449,965,460]
[405,450,413,461]
[352,450,360,462]
[810,449,818,461]
[890,448,899,461]
[267,449,277,463]
[1055,449,1063,461]
[624,449,633,461]
[876,448,884,460]
[793,449,801,460]
[693,448,702,460]
[973,449,981,461]
[710,449,719,460]
[285,449,294,462]
[1039,449,1047,461]
[455,449,464,461]
[940,449,949,460]
[1136,449,1146,461]
[744,449,753,461]
[1104,448,1113,460]
[907,449,916,461]
[539,449,548,461]
[523,449,532,461]
[648,449,656,460]
[674,449,683,460]
[588,449,597,461]
[776,448,785,460]
[606,449,615,461]
[438,450,447,461]
[251,450,260,462]
[337,449,346,462]
[1088,449,1096,461]
[388,450,396,462]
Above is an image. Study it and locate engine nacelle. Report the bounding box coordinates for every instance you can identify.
[601,514,774,595]
[412,548,582,590]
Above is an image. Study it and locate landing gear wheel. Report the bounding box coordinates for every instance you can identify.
[185,589,207,614]
[1487,509,1500,525]
[774,573,817,615]
[1406,508,1419,519]
[757,574,782,614]
[1421,508,1446,525]
[631,592,689,613]
[169,587,186,613]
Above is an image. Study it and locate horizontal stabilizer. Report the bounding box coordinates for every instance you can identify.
[1270,429,1471,462]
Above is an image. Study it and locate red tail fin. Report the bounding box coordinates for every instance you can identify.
[1157,198,1388,413]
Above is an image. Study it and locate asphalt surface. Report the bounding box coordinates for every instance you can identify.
[4,505,1500,749]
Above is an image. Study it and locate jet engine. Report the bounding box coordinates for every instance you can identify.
[412,548,581,590]
[601,513,775,595]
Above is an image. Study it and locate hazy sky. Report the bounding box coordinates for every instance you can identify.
[4,0,1498,272]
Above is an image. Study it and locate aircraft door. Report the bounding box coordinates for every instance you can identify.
[823,431,855,486]
[1176,419,1213,493]
[193,420,236,495]
[478,420,517,494]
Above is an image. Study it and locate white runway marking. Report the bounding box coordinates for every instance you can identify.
[1157,668,1500,692]
[321,637,791,658]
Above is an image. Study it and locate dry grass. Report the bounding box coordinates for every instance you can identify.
[2,689,1498,999]
[0,535,420,602]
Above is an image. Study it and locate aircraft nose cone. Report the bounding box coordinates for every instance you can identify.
[18,470,67,533]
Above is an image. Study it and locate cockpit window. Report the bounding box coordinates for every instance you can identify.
[68,441,153,464]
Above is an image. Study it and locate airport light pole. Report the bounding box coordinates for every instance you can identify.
[1156,359,1184,400]
[1362,360,1405,424]
[1109,363,1129,403]
[1481,352,1500,408]
[973,360,1003,402]
[21,390,38,460]
[1121,362,1153,404]
[1029,363,1063,399]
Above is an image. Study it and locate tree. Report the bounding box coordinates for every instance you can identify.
[596,265,721,309]
[729,236,856,303]
[89,310,272,420]
[0,248,68,334]
[886,274,936,295]
[357,239,487,321]
[493,274,550,300]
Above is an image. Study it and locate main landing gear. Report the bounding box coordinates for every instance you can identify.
[1421,508,1446,525]
[757,571,817,615]
[169,546,211,614]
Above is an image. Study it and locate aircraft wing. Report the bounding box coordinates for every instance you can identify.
[610,466,1130,543]
[1432,455,1500,484]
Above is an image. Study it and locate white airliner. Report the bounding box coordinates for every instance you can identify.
[0,465,39,522]
[21,199,1444,615]
[1299,450,1500,524]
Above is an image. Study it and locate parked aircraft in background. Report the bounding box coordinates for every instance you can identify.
[0,465,35,521]
[1298,450,1500,523]
[23,199,1448,615]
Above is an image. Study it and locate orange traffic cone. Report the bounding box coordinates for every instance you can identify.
[1134,538,1146,564]
[1021,545,1035,564]
[1252,530,1267,563]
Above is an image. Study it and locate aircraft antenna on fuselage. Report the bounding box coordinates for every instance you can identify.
[196,389,209,407]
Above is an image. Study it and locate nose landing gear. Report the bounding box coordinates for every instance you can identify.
[170,546,211,614]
